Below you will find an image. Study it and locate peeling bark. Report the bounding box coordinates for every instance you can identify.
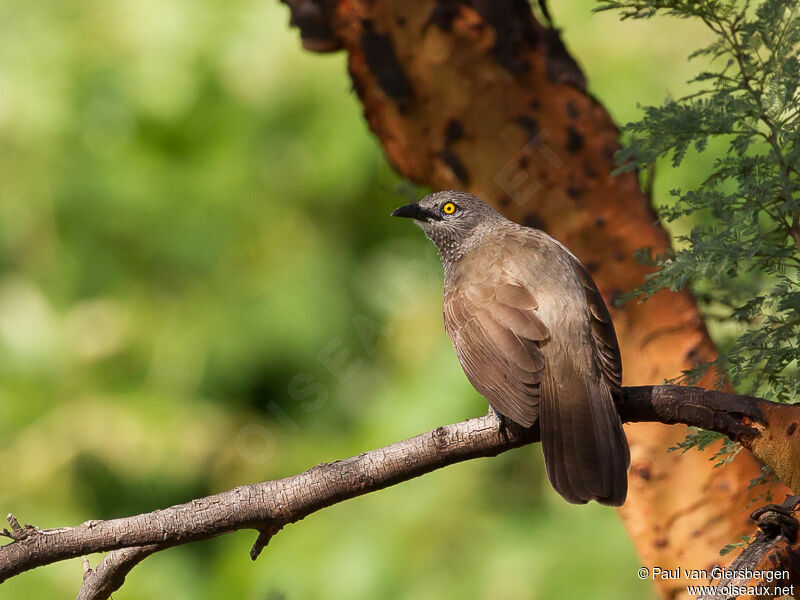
[279,1,792,597]
[699,497,800,600]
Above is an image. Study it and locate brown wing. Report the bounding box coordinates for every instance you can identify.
[575,263,622,391]
[444,280,549,427]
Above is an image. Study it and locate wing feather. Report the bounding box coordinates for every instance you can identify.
[444,281,548,428]
[575,264,622,391]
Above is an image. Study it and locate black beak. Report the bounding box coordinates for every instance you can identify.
[391,203,441,221]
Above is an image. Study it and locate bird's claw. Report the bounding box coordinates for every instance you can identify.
[489,406,510,441]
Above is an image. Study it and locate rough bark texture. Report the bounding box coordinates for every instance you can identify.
[0,385,796,600]
[279,1,791,597]
[698,496,800,600]
[76,546,160,600]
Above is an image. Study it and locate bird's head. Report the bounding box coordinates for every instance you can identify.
[391,191,503,264]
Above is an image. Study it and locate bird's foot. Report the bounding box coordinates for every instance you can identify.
[489,406,510,441]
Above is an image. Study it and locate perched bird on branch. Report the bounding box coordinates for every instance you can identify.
[392,191,630,505]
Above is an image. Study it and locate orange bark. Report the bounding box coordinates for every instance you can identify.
[282,1,791,597]
[749,405,800,495]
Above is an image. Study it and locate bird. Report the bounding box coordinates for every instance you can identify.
[392,190,630,506]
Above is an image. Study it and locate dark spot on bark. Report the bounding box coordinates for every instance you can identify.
[613,250,624,261]
[633,464,651,480]
[360,26,413,105]
[585,261,599,274]
[594,216,606,228]
[284,0,342,52]
[499,196,511,207]
[396,16,407,27]
[566,100,580,119]
[518,155,529,169]
[522,212,544,230]
[653,537,668,548]
[542,28,586,89]
[565,126,583,153]
[471,0,538,76]
[515,114,540,141]
[439,149,469,184]
[686,345,704,365]
[566,183,585,199]
[788,422,798,436]
[429,5,458,31]
[691,529,701,538]
[445,119,464,145]
[603,142,617,163]
[584,162,598,178]
[529,98,541,111]
[538,169,548,180]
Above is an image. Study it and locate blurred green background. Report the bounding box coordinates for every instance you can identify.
[0,1,716,598]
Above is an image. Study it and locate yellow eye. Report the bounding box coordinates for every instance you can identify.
[442,202,456,215]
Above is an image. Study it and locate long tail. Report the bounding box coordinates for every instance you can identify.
[539,371,630,506]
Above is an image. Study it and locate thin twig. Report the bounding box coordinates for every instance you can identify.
[76,545,161,600]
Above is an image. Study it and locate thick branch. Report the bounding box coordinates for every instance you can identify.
[0,385,796,590]
[699,496,800,600]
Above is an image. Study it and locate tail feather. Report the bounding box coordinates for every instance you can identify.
[540,370,630,506]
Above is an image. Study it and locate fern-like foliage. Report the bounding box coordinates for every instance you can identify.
[598,0,800,406]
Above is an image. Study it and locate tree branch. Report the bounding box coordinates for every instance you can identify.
[1,384,797,599]
[76,545,161,600]
[699,495,800,600]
